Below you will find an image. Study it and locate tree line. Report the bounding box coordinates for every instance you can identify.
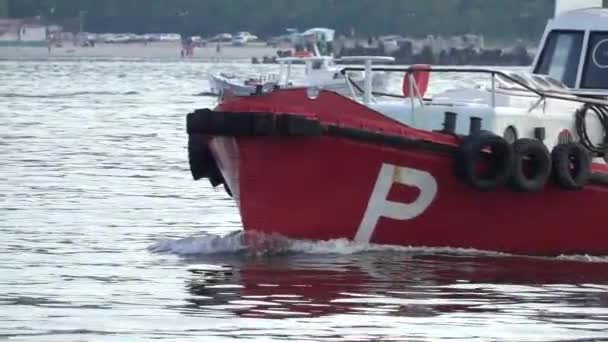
[5,0,555,40]
[0,0,8,18]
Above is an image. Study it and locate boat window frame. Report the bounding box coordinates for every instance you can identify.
[533,29,585,88]
[580,30,608,90]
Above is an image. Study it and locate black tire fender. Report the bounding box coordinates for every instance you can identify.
[455,133,514,191]
[188,134,213,180]
[508,138,552,192]
[551,142,592,190]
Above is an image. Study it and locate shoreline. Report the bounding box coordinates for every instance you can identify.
[0,40,535,66]
[0,41,281,62]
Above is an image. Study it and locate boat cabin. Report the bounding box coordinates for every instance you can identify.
[326,7,608,164]
[276,56,339,86]
[211,5,608,167]
[532,8,608,93]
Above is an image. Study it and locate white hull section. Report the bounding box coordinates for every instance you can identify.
[209,72,390,98]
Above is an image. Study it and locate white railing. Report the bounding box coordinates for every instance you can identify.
[340,65,608,111]
[337,56,395,104]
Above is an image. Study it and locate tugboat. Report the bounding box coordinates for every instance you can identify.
[186,6,608,256]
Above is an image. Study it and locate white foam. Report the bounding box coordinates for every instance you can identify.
[148,231,509,258]
[555,254,608,263]
[148,231,608,263]
[148,232,246,255]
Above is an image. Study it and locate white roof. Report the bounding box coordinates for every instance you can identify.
[555,0,603,16]
[301,28,335,42]
[547,8,608,31]
[531,7,608,91]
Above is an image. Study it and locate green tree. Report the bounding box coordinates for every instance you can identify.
[6,0,554,41]
[0,0,8,18]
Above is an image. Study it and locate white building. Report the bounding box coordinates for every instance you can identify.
[0,19,52,46]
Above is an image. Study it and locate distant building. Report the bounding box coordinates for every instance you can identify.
[0,18,60,46]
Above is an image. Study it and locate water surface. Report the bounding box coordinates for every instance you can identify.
[1,60,608,341]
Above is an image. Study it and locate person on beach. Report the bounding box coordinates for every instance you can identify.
[180,36,186,57]
[186,37,194,57]
[45,28,52,55]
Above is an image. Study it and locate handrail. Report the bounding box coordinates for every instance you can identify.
[340,66,608,107]
[343,72,432,101]
[277,56,334,63]
[337,56,396,63]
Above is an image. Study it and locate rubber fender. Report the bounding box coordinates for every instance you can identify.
[207,162,225,187]
[208,111,253,136]
[223,183,233,197]
[455,133,514,191]
[508,138,552,192]
[221,111,275,136]
[187,133,226,187]
[187,109,211,135]
[551,142,592,190]
[250,113,275,136]
[275,114,322,137]
[187,134,213,180]
[187,109,274,136]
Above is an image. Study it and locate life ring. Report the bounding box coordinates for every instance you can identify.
[551,142,592,190]
[455,133,514,191]
[508,138,552,192]
[402,64,431,98]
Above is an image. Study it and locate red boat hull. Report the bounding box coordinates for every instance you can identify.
[198,89,608,256]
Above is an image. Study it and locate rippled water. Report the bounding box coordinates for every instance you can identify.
[2,60,608,341]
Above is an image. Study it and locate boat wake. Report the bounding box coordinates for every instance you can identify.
[193,91,219,97]
[148,231,608,263]
[149,231,509,258]
[0,91,139,98]
[556,254,608,263]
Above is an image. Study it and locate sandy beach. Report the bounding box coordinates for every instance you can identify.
[0,41,281,61]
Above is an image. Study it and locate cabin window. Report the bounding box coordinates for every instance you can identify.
[581,32,608,89]
[534,31,584,87]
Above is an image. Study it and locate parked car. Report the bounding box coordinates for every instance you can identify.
[230,32,254,45]
[190,36,207,47]
[159,33,181,41]
[209,33,232,42]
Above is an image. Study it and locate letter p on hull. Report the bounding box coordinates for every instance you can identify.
[355,163,438,243]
